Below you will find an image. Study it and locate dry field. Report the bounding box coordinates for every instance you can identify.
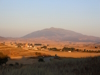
[0,43,100,59]
[29,50,100,58]
[47,42,100,51]
[0,43,100,75]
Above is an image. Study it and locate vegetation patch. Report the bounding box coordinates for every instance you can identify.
[0,52,8,65]
[0,56,100,75]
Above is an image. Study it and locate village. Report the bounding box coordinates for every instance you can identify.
[1,42,100,53]
[2,42,49,51]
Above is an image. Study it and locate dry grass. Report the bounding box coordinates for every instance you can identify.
[0,44,100,59]
[0,56,100,75]
[28,50,100,58]
[0,43,100,75]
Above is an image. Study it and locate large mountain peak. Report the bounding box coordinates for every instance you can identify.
[22,27,100,42]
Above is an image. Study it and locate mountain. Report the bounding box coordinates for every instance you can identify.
[22,27,100,42]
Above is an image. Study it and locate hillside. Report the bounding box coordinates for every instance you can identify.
[0,36,6,41]
[22,27,100,42]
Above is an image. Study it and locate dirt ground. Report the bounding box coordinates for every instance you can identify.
[28,50,100,58]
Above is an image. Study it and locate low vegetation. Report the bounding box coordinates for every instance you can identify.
[41,46,47,49]
[0,56,100,75]
[62,47,75,52]
[38,57,44,62]
[35,52,51,57]
[48,47,60,51]
[48,47,100,53]
[83,49,100,53]
[0,43,100,75]
[0,52,8,65]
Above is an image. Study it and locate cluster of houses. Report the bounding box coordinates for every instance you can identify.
[2,42,100,53]
[10,42,48,50]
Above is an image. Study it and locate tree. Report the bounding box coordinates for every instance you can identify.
[62,47,75,52]
[38,57,44,62]
[41,46,47,49]
[0,52,8,65]
[95,46,98,49]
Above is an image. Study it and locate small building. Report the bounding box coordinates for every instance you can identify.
[33,46,38,50]
[34,44,42,46]
[32,44,42,50]
[68,51,71,53]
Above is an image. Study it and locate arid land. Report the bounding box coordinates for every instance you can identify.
[0,41,100,58]
[0,41,100,75]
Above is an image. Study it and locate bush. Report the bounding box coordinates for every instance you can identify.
[62,47,75,52]
[41,46,47,49]
[0,52,8,65]
[9,64,14,66]
[76,49,79,52]
[38,57,44,62]
[15,62,19,66]
[48,48,59,51]
[98,50,100,52]
[1,56,100,75]
[35,52,42,56]
[83,49,86,52]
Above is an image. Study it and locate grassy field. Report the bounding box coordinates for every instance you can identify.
[0,43,100,75]
[0,56,100,75]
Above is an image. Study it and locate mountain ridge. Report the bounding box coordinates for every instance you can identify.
[22,27,100,42]
[0,36,6,41]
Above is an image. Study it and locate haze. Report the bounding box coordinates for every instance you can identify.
[0,0,100,37]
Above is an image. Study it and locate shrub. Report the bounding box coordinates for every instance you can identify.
[84,49,86,52]
[38,57,44,62]
[98,50,100,52]
[48,48,59,51]
[15,62,19,66]
[9,64,14,66]
[41,46,47,49]
[76,49,79,52]
[1,56,100,75]
[0,52,8,65]
[35,52,42,56]
[62,47,75,52]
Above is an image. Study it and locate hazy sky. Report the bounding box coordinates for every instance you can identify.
[0,0,100,37]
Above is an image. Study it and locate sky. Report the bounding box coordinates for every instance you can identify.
[0,0,100,37]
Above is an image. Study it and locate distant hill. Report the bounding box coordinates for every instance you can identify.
[22,27,100,42]
[0,36,6,41]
